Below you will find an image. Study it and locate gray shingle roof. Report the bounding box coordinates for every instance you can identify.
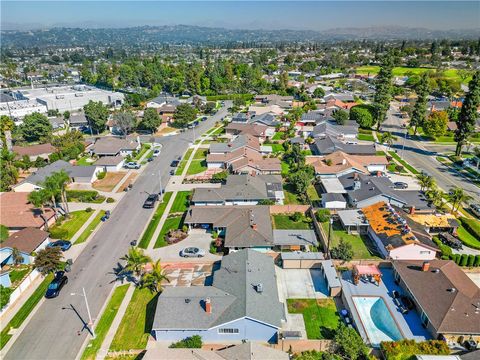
[250,113,278,127]
[91,136,139,155]
[322,193,346,203]
[273,230,318,246]
[312,121,358,138]
[21,160,97,185]
[313,136,376,155]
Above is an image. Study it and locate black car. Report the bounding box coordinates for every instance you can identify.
[45,271,68,299]
[394,182,408,189]
[170,160,179,167]
[47,240,72,251]
[143,194,159,208]
[170,169,175,175]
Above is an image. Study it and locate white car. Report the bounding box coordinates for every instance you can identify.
[180,247,206,258]
[124,161,140,169]
[153,149,160,157]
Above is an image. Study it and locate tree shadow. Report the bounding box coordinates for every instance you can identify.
[144,292,160,336]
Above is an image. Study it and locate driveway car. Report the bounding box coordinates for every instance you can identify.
[170,160,179,167]
[394,182,408,189]
[143,193,159,208]
[180,247,206,258]
[45,271,68,299]
[153,149,161,157]
[47,240,72,251]
[124,162,140,169]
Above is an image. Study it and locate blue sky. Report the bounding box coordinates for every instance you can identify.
[2,1,479,30]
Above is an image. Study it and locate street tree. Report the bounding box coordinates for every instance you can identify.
[423,111,448,138]
[120,247,152,281]
[138,108,161,133]
[373,55,394,130]
[381,131,394,151]
[83,100,109,134]
[417,173,436,193]
[140,260,170,293]
[455,71,480,156]
[173,104,197,128]
[34,247,63,275]
[410,73,430,135]
[113,111,136,137]
[447,187,473,213]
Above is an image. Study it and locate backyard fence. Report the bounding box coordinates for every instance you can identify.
[270,205,310,214]
[0,269,41,317]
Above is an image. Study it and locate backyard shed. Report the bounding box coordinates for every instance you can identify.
[280,252,324,269]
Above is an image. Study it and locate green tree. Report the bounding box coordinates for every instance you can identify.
[0,115,14,147]
[169,335,202,349]
[350,105,375,128]
[0,149,18,191]
[28,189,53,229]
[173,104,197,128]
[373,55,394,130]
[21,113,53,142]
[332,109,348,125]
[34,247,63,275]
[51,130,85,160]
[120,247,152,280]
[0,285,13,309]
[334,323,369,360]
[447,187,473,213]
[330,238,354,261]
[417,173,436,193]
[381,131,394,151]
[112,111,136,137]
[455,71,480,156]
[83,100,109,134]
[0,224,8,242]
[138,108,161,133]
[284,143,305,170]
[313,87,325,99]
[11,247,23,265]
[140,260,170,293]
[423,111,448,138]
[410,73,430,135]
[289,166,315,201]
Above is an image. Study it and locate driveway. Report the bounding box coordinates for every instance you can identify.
[276,268,329,302]
[161,262,213,287]
[388,173,421,190]
[147,230,222,262]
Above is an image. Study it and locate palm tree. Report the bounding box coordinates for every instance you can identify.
[447,187,473,214]
[120,247,152,281]
[51,170,71,216]
[140,260,170,293]
[417,173,435,193]
[28,189,52,230]
[381,131,394,151]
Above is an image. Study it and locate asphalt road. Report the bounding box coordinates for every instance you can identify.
[4,102,231,360]
[382,104,480,203]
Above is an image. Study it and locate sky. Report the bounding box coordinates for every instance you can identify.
[1,1,479,31]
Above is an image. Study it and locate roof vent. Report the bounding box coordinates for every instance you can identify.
[448,288,457,293]
[256,283,263,293]
[185,298,191,303]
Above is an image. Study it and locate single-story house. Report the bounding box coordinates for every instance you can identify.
[94,155,125,172]
[0,192,56,231]
[90,136,140,157]
[225,123,269,141]
[13,143,56,161]
[254,94,293,108]
[192,174,284,206]
[310,120,359,140]
[0,228,50,265]
[231,112,250,123]
[152,249,284,343]
[250,112,280,128]
[321,193,347,209]
[49,117,65,130]
[406,213,460,234]
[392,259,480,342]
[184,206,274,251]
[362,202,438,260]
[273,229,318,251]
[313,136,376,156]
[145,95,181,109]
[68,113,89,130]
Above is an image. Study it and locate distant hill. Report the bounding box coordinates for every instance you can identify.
[1,25,479,48]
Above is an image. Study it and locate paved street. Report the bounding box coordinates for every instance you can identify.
[4,102,231,360]
[382,104,480,203]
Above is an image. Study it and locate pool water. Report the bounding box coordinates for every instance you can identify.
[352,296,403,347]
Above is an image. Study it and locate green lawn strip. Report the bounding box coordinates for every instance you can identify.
[186,160,207,175]
[281,161,290,177]
[307,184,321,201]
[175,148,194,175]
[287,299,340,339]
[9,266,32,285]
[272,132,285,140]
[376,150,386,156]
[0,273,54,350]
[75,211,106,244]
[193,149,208,159]
[321,221,380,259]
[388,151,419,175]
[272,214,311,230]
[154,216,183,248]
[282,183,303,205]
[457,218,480,249]
[170,191,192,213]
[134,145,150,161]
[49,210,93,240]
[358,133,375,142]
[270,144,284,153]
[80,284,130,360]
[209,127,224,136]
[138,192,173,249]
[109,288,158,351]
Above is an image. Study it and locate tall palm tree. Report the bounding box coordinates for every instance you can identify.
[447,187,473,214]
[120,247,152,280]
[28,189,52,230]
[140,260,170,293]
[381,131,394,151]
[51,170,71,216]
[417,173,435,193]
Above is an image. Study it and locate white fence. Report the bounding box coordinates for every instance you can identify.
[0,269,41,316]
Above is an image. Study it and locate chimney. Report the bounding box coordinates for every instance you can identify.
[377,171,382,177]
[353,172,359,180]
[205,298,211,314]
[353,179,361,190]
[342,159,347,165]
[422,261,430,272]
[410,206,415,215]
[251,223,258,230]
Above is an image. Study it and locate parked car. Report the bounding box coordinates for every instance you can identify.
[464,339,478,350]
[147,157,154,162]
[45,271,68,299]
[170,160,179,167]
[143,194,159,209]
[180,247,206,258]
[470,203,480,218]
[101,210,111,222]
[153,149,161,157]
[201,116,208,121]
[170,169,175,175]
[47,240,72,251]
[124,162,140,169]
[394,182,408,189]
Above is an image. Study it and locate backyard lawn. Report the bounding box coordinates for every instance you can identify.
[76,155,95,166]
[75,210,106,244]
[283,183,304,205]
[170,191,192,213]
[321,221,380,259]
[138,192,173,248]
[81,284,130,360]
[270,144,285,153]
[307,184,321,201]
[49,210,93,240]
[272,132,285,140]
[281,161,290,177]
[272,214,311,230]
[154,216,183,248]
[109,288,158,352]
[287,298,340,339]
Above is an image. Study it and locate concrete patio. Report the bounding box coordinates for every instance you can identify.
[276,268,329,301]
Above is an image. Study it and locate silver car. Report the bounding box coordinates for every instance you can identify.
[180,247,206,258]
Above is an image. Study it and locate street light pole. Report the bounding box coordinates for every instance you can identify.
[71,288,96,339]
[158,170,163,199]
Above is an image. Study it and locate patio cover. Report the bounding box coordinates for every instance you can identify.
[353,264,382,285]
[320,178,346,194]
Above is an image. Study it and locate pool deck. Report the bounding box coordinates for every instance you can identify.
[341,267,431,346]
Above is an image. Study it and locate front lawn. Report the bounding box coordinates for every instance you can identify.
[272,214,311,230]
[388,151,419,175]
[109,288,158,351]
[170,191,192,213]
[457,223,480,250]
[321,221,380,259]
[272,132,285,140]
[9,266,32,288]
[49,210,93,240]
[287,298,340,339]
[175,148,194,175]
[154,216,183,248]
[358,133,375,142]
[138,192,173,249]
[93,172,126,192]
[186,149,208,175]
[81,284,130,360]
[75,210,106,244]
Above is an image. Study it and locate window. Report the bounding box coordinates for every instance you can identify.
[218,328,239,334]
[420,251,431,255]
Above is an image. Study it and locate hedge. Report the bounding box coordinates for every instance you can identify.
[460,254,468,267]
[381,340,450,360]
[432,236,452,257]
[459,217,480,241]
[449,254,480,268]
[66,190,104,203]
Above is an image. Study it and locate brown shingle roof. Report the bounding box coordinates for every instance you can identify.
[0,192,55,229]
[1,227,49,253]
[13,143,56,157]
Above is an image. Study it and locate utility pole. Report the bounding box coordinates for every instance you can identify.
[326,217,333,260]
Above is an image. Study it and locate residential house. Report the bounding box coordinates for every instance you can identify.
[254,94,293,108]
[14,160,100,192]
[90,136,140,157]
[13,143,56,161]
[146,95,181,109]
[68,113,89,130]
[93,155,125,172]
[250,112,280,129]
[321,193,347,209]
[406,213,460,234]
[152,249,284,342]
[306,151,388,178]
[231,112,250,123]
[0,228,50,266]
[248,104,285,116]
[48,117,65,130]
[362,202,438,260]
[273,229,318,251]
[313,135,376,156]
[192,174,284,205]
[0,192,56,231]
[337,209,369,234]
[392,259,480,342]
[311,120,359,140]
[224,123,269,141]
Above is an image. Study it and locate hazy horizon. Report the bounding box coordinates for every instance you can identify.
[1,1,479,31]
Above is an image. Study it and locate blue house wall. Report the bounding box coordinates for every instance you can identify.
[154,317,278,343]
[0,272,12,287]
[0,248,31,266]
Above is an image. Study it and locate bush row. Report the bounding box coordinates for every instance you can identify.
[447,253,480,267]
[380,339,450,360]
[66,190,104,203]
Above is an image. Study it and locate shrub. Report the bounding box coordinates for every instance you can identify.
[291,212,303,222]
[460,254,468,267]
[85,207,93,213]
[330,238,353,261]
[0,285,13,309]
[169,335,202,348]
[474,255,480,267]
[66,190,100,202]
[316,209,331,223]
[0,224,9,242]
[106,197,115,203]
[454,254,461,264]
[467,254,475,267]
[212,231,218,239]
[432,236,452,257]
[97,171,106,180]
[182,225,188,233]
[381,340,450,360]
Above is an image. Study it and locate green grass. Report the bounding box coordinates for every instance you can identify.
[376,150,386,156]
[0,273,54,349]
[358,133,375,142]
[80,284,130,360]
[281,161,291,177]
[388,151,419,175]
[186,159,207,175]
[457,226,480,249]
[175,148,194,175]
[282,183,303,205]
[302,149,313,156]
[321,221,380,259]
[154,216,183,248]
[307,184,321,201]
[209,127,224,136]
[109,288,158,351]
[49,210,93,240]
[272,214,311,230]
[76,156,95,166]
[272,132,285,140]
[287,299,340,339]
[75,210,106,244]
[356,66,471,83]
[271,144,285,153]
[193,149,208,159]
[134,144,150,161]
[9,266,32,287]
[170,191,192,213]
[138,192,173,249]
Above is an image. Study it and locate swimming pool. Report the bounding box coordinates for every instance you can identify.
[352,296,403,347]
